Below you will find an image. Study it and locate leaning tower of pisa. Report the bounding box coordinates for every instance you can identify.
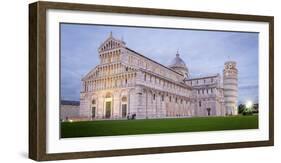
[223,61,238,115]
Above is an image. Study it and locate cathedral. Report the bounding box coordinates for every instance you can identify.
[79,32,238,120]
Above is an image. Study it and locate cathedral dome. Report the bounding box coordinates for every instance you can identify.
[169,53,187,69]
[169,51,189,78]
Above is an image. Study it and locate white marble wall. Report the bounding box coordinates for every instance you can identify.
[78,35,234,120]
[223,61,238,115]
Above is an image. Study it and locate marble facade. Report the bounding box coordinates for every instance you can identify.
[79,33,238,120]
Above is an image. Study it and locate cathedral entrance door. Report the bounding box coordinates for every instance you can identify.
[207,108,211,116]
[122,104,127,118]
[92,107,96,118]
[105,101,111,118]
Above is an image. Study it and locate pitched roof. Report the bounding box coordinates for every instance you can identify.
[125,47,183,77]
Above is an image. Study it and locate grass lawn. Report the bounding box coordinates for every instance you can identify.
[61,115,258,138]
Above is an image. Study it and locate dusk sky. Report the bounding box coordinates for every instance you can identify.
[60,23,259,104]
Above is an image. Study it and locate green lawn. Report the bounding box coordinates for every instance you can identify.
[61,115,258,138]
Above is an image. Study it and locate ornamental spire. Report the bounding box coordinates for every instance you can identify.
[176,49,180,57]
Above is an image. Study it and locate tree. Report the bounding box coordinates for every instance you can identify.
[243,102,253,116]
[238,104,245,114]
[238,104,253,115]
[243,108,253,115]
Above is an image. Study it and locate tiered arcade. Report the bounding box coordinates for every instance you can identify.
[78,33,238,120]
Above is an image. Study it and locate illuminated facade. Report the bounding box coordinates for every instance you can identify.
[79,33,238,120]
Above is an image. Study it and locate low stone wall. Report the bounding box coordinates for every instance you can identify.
[60,104,80,121]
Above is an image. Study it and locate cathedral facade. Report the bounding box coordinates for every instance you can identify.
[79,33,238,120]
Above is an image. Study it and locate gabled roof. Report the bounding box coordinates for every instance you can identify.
[98,32,125,52]
[82,66,98,81]
[125,47,184,77]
